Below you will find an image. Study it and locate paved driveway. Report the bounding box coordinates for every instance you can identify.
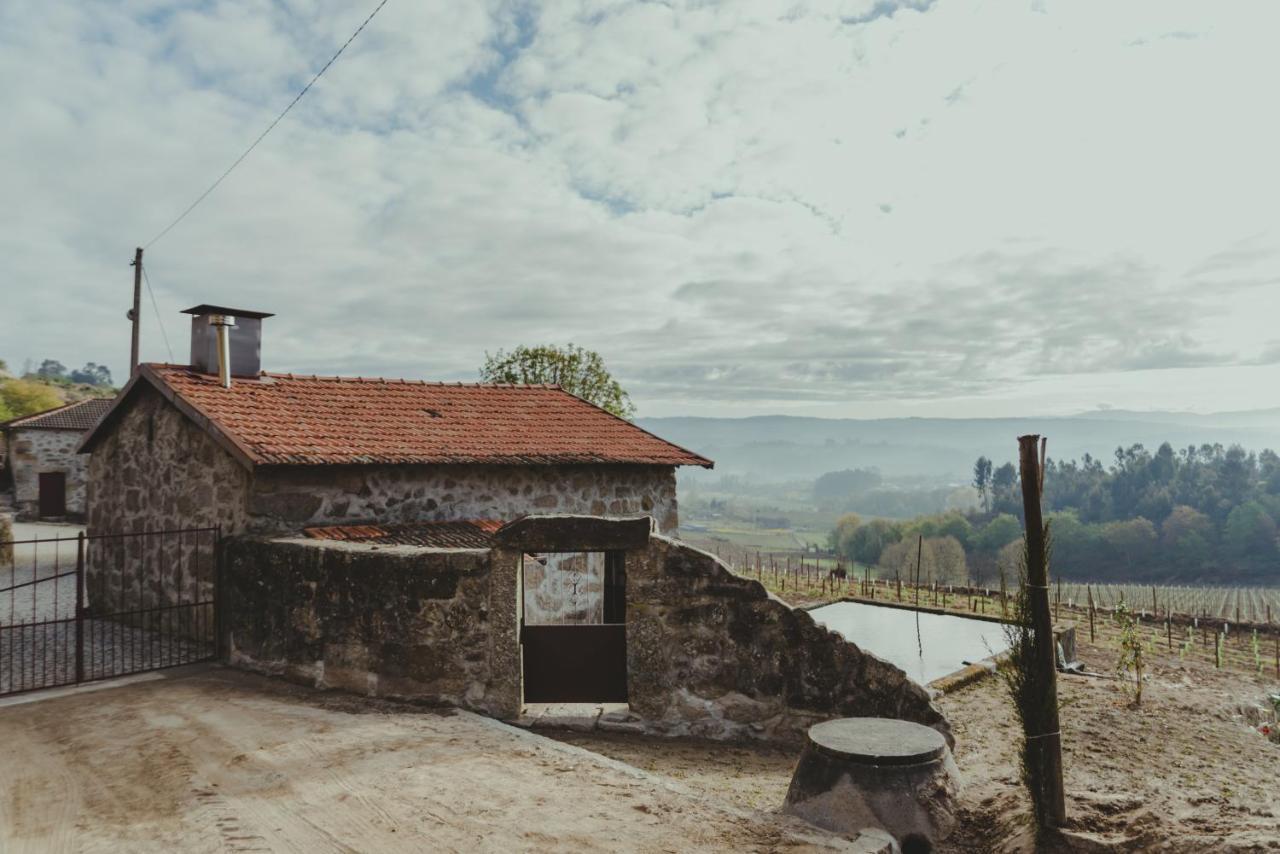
[0,668,889,853]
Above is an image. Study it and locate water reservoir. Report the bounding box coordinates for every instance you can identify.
[809,601,1010,685]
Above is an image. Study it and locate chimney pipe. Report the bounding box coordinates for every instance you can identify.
[207,314,236,388]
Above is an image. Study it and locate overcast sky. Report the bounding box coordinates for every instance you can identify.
[3,0,1279,419]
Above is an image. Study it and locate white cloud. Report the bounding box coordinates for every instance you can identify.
[1,0,1279,418]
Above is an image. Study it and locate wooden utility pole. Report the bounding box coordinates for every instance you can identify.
[1018,434,1067,827]
[129,247,143,375]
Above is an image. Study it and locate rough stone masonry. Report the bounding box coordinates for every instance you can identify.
[222,516,951,746]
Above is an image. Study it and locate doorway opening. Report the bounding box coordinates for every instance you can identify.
[520,550,627,703]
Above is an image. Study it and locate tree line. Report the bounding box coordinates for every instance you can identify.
[832,441,1280,585]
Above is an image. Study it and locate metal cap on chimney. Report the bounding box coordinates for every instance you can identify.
[182,304,273,381]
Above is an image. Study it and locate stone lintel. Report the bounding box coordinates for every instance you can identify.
[494,514,653,552]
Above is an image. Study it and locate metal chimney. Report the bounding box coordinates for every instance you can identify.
[208,314,235,388]
[181,304,274,380]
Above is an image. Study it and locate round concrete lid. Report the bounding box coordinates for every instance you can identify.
[807,717,947,766]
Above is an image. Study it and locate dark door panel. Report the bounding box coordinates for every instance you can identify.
[522,624,627,703]
[38,472,66,517]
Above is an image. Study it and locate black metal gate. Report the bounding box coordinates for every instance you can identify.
[0,526,220,697]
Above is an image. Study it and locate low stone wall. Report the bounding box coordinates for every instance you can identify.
[219,519,950,748]
[221,537,520,718]
[627,535,952,746]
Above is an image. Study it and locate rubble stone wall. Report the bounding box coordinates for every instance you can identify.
[626,535,953,746]
[9,428,90,519]
[247,463,679,534]
[222,536,521,718]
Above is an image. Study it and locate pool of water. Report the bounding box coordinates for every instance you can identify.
[809,601,1010,685]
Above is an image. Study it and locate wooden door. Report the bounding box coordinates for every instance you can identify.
[38,472,66,517]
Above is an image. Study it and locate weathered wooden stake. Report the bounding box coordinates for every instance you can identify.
[1018,433,1066,828]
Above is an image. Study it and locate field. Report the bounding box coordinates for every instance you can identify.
[1055,582,1280,624]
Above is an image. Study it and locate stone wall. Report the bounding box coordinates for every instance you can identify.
[86,384,253,607]
[9,428,90,519]
[222,537,520,718]
[86,383,253,536]
[626,535,952,746]
[218,518,950,746]
[247,463,679,534]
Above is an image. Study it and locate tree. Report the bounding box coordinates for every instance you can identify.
[35,359,66,381]
[0,379,63,419]
[929,535,968,585]
[973,456,993,511]
[977,514,1023,553]
[828,513,862,554]
[69,362,113,387]
[845,518,902,565]
[1223,501,1278,564]
[1102,517,1158,571]
[481,344,635,419]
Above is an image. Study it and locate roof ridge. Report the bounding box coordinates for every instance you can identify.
[146,364,564,389]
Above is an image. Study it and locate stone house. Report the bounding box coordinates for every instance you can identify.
[77,305,712,541]
[2,398,112,519]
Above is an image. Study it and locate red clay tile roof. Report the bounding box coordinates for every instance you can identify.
[303,520,503,549]
[4,398,113,431]
[82,364,712,469]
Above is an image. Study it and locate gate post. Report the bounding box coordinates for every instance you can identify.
[75,531,85,684]
[214,525,224,661]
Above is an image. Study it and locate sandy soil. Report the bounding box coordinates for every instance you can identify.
[557,635,1280,853]
[0,667,885,854]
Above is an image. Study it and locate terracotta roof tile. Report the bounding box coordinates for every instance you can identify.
[4,398,113,431]
[303,520,503,549]
[139,364,712,468]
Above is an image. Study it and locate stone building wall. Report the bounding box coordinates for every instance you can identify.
[246,463,679,534]
[85,384,253,608]
[8,428,89,519]
[222,537,521,718]
[626,535,952,746]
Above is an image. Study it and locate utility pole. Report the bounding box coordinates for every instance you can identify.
[129,247,143,375]
[1018,434,1066,827]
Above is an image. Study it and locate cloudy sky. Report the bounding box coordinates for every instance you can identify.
[3,0,1279,418]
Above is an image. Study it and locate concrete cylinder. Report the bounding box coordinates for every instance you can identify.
[783,717,960,852]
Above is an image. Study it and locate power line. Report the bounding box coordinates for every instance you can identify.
[140,262,176,364]
[145,0,392,249]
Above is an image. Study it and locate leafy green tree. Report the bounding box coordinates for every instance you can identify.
[845,518,902,565]
[35,359,66,381]
[977,514,1023,553]
[1224,502,1278,564]
[481,344,635,419]
[828,513,862,554]
[69,362,113,387]
[1102,517,1158,571]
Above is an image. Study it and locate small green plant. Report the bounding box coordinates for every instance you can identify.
[1115,602,1146,706]
[1179,625,1193,660]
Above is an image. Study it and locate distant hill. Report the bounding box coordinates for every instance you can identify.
[639,409,1280,483]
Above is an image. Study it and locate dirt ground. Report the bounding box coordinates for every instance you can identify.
[0,667,887,854]
[558,635,1280,853]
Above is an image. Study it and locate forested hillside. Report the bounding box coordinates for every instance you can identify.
[831,442,1280,586]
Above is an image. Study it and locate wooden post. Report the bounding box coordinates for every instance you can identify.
[129,247,143,375]
[1018,434,1066,827]
[1166,617,1172,650]
[1152,585,1158,619]
[1215,631,1222,669]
